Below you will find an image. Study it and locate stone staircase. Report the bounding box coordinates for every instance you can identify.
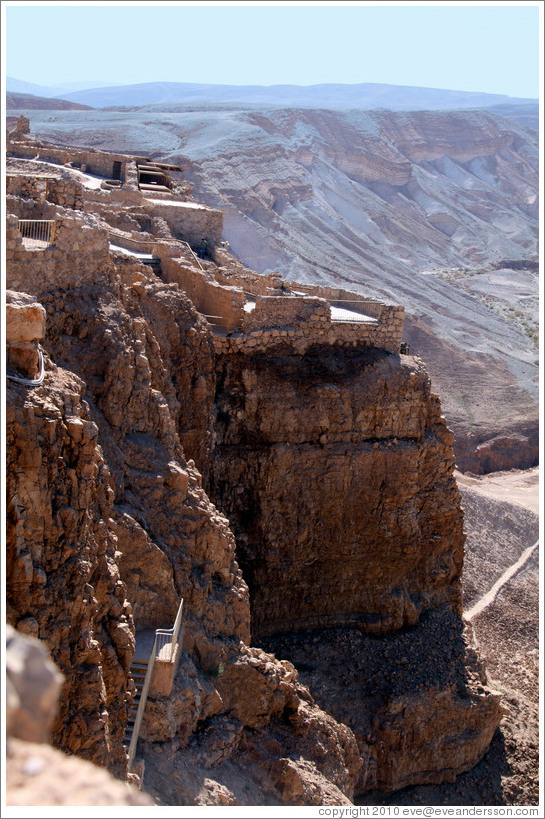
[123,659,149,751]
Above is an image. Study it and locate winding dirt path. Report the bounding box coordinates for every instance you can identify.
[464,539,539,621]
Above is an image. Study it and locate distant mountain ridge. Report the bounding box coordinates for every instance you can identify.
[6,76,537,111]
[6,92,93,111]
[6,76,114,98]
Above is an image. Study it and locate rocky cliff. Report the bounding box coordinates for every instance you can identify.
[5,137,502,805]
[18,104,538,473]
[212,346,464,639]
[5,258,362,804]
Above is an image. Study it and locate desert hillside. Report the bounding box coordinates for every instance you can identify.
[6,92,93,110]
[8,104,539,472]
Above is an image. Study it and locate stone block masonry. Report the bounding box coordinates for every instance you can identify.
[7,174,84,210]
[160,254,245,332]
[5,213,110,296]
[8,139,130,182]
[143,199,223,248]
[214,294,404,355]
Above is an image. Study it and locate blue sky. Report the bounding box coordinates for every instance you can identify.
[3,1,542,98]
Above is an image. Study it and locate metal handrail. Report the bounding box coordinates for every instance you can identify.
[170,598,184,653]
[127,598,184,769]
[18,219,55,246]
[6,348,45,387]
[107,231,204,271]
[180,240,204,271]
[127,633,157,770]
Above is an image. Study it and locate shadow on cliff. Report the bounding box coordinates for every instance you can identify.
[262,604,503,798]
[355,727,512,806]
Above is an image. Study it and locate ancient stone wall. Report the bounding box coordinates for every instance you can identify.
[6,212,110,295]
[214,296,404,355]
[244,295,328,330]
[46,177,85,210]
[6,174,84,210]
[7,139,130,180]
[7,174,50,199]
[160,254,245,332]
[142,200,223,247]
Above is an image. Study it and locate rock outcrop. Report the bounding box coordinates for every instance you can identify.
[5,136,502,805]
[5,249,361,805]
[5,626,154,807]
[263,606,502,794]
[6,358,132,776]
[212,346,464,639]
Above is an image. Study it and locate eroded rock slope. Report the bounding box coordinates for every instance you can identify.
[5,135,503,804]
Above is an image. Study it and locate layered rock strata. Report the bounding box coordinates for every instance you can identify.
[212,345,464,639]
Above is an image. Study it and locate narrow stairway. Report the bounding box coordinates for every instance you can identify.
[123,659,149,751]
[141,257,161,275]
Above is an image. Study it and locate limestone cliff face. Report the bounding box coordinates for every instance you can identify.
[5,252,361,804]
[5,144,501,804]
[26,253,250,651]
[211,345,464,639]
[6,365,132,776]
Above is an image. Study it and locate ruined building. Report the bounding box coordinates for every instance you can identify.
[5,119,502,805]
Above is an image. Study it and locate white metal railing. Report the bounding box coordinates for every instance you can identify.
[127,635,157,770]
[18,219,55,246]
[6,348,45,387]
[127,598,184,770]
[243,291,382,321]
[107,230,155,253]
[106,231,204,271]
[330,299,383,319]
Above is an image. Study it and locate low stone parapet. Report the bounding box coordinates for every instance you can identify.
[243,295,329,332]
[6,212,110,296]
[143,198,223,248]
[215,297,404,355]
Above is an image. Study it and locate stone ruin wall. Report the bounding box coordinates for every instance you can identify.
[144,200,223,248]
[5,213,110,296]
[216,295,404,355]
[7,173,85,210]
[7,138,130,181]
[159,253,246,332]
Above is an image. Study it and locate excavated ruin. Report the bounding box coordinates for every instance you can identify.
[4,121,502,806]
